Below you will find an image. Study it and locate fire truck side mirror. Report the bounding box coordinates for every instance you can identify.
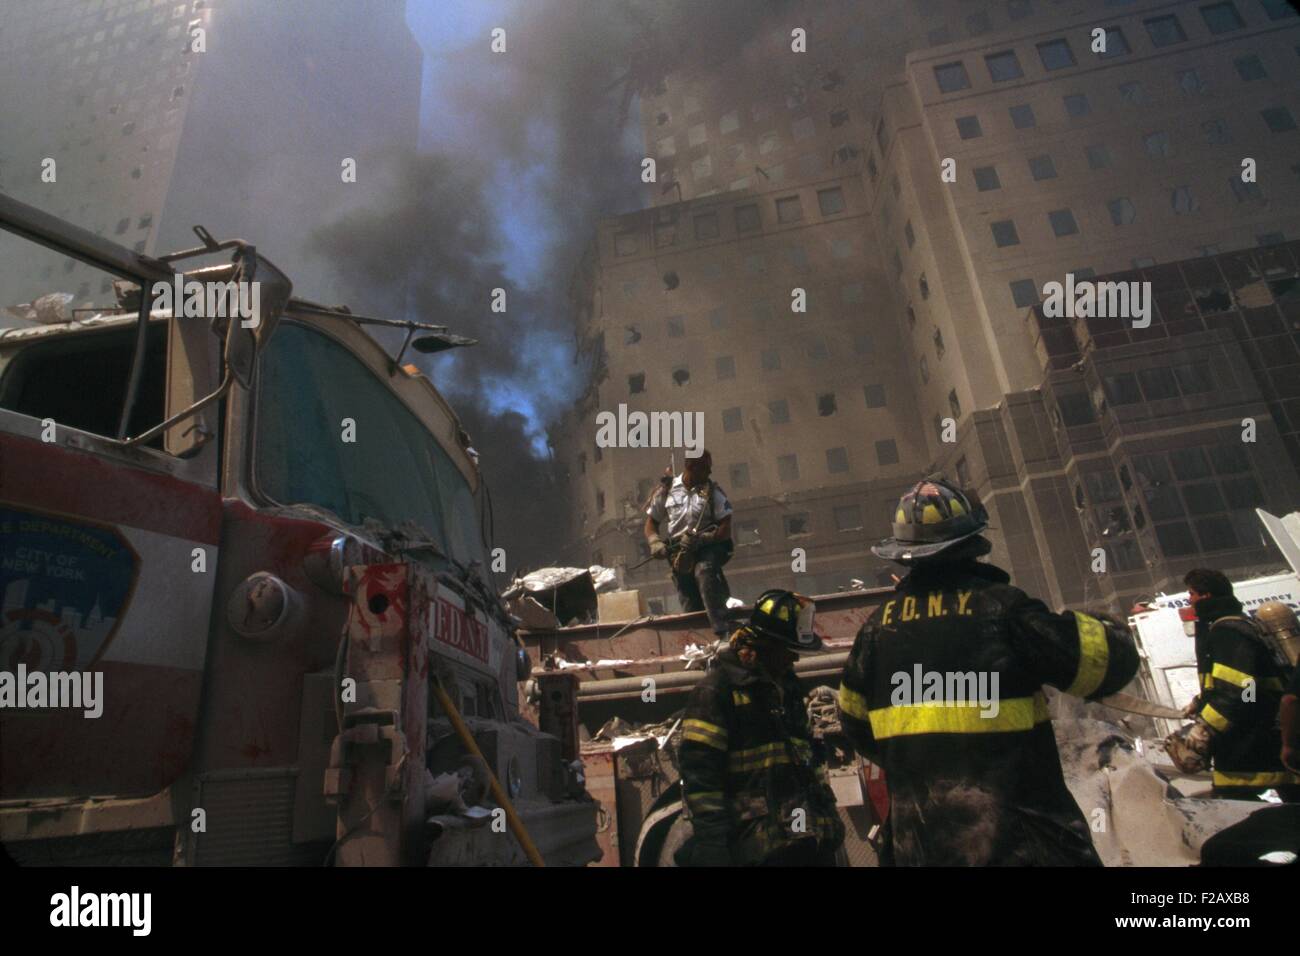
[224,246,291,390]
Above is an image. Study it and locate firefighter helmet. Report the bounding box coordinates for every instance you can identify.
[872,474,989,563]
[746,589,822,652]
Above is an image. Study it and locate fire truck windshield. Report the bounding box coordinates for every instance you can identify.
[254,321,488,570]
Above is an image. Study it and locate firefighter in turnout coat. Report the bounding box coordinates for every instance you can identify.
[676,590,846,866]
[838,476,1139,866]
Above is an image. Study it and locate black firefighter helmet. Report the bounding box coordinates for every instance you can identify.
[745,589,823,653]
[872,475,989,564]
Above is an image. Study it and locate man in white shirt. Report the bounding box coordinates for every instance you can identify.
[643,450,734,635]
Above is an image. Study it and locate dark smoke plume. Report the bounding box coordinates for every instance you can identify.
[307,0,793,572]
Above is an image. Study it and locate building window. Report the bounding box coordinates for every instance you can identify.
[708,308,726,330]
[817,187,846,216]
[730,463,750,489]
[769,400,791,424]
[834,504,864,532]
[818,393,837,416]
[991,220,1020,247]
[843,282,866,304]
[1119,81,1146,105]
[864,384,886,408]
[1037,38,1076,71]
[1204,118,1231,144]
[777,454,800,482]
[829,107,850,128]
[722,407,743,432]
[875,439,900,466]
[719,109,740,134]
[761,348,781,371]
[1007,0,1033,18]
[1261,0,1297,19]
[792,116,815,141]
[1029,154,1057,180]
[614,232,639,256]
[1009,103,1036,129]
[1171,186,1198,215]
[736,520,761,547]
[919,355,930,384]
[928,27,952,46]
[933,327,946,358]
[783,513,812,537]
[1261,107,1297,132]
[1144,130,1171,157]
[1235,54,1267,82]
[735,203,761,232]
[967,11,991,35]
[948,389,962,418]
[1109,197,1137,225]
[672,366,690,386]
[830,238,853,259]
[1086,143,1112,169]
[667,315,685,337]
[855,335,875,355]
[986,50,1024,82]
[905,220,916,248]
[1049,209,1079,237]
[934,61,971,92]
[716,355,736,380]
[956,115,983,139]
[808,337,830,362]
[1063,93,1090,118]
[1258,232,1286,246]
[1010,278,1038,308]
[1144,14,1188,46]
[826,447,849,473]
[776,195,803,223]
[866,155,879,181]
[1098,26,1131,58]
[597,491,605,513]
[974,165,1001,191]
[906,305,917,327]
[753,302,776,323]
[628,372,646,393]
[1201,2,1245,34]
[1179,68,1209,96]
[919,274,930,300]
[694,212,720,240]
[1230,177,1264,202]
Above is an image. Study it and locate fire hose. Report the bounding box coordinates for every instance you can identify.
[430,676,546,867]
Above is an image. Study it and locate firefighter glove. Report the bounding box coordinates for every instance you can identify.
[648,535,668,559]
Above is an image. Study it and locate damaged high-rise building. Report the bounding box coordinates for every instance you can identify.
[551,0,1300,614]
[0,0,421,316]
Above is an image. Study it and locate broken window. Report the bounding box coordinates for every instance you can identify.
[948,389,961,418]
[625,325,642,346]
[736,520,762,546]
[829,107,849,128]
[919,274,931,300]
[597,491,606,514]
[933,328,945,358]
[671,367,690,386]
[783,513,811,536]
[628,372,645,394]
[817,393,837,416]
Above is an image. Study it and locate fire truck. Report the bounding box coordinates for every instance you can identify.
[0,194,599,866]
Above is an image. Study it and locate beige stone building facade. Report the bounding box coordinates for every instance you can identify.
[556,0,1300,615]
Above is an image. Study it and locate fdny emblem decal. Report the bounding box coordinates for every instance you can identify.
[434,596,489,665]
[0,505,139,671]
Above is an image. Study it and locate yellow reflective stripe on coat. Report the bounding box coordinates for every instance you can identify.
[728,741,791,772]
[682,718,728,750]
[685,789,726,812]
[1210,662,1256,688]
[1199,672,1213,689]
[867,693,1050,739]
[839,684,871,721]
[732,690,752,706]
[1065,612,1109,698]
[1201,704,1231,732]
[1213,769,1300,787]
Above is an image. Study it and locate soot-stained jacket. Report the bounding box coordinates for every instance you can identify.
[838,561,1137,866]
[679,646,844,865]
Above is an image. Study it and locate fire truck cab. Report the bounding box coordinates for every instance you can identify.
[0,195,598,866]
